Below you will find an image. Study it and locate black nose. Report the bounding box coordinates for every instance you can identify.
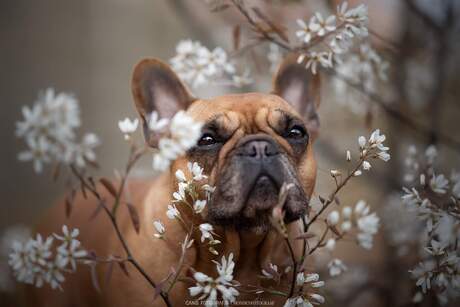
[238,136,279,159]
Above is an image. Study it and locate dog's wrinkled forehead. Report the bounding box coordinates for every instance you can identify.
[187,93,300,134]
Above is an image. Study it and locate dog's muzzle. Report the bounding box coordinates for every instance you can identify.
[208,134,308,228]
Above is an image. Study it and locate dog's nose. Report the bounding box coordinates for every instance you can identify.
[238,136,279,159]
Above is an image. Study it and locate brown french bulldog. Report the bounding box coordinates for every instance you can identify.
[28,56,321,307]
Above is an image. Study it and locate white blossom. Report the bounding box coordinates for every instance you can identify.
[199,223,214,243]
[175,169,187,182]
[295,2,370,76]
[231,69,253,88]
[170,40,243,89]
[166,204,180,220]
[342,206,352,219]
[17,137,51,173]
[362,161,371,171]
[290,272,325,306]
[8,226,86,290]
[153,221,166,239]
[118,118,139,136]
[430,174,449,194]
[55,240,87,271]
[296,19,315,44]
[340,221,352,232]
[325,238,336,251]
[189,253,239,306]
[193,200,207,214]
[411,260,435,293]
[152,111,203,172]
[333,44,389,114]
[355,201,379,250]
[327,211,340,226]
[310,13,336,36]
[358,136,366,148]
[328,259,348,276]
[16,88,99,172]
[188,162,207,181]
[147,111,169,132]
[261,263,279,279]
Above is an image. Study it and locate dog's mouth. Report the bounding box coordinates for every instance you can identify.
[242,174,279,218]
[207,156,309,230]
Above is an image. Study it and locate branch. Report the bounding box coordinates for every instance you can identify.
[70,165,172,307]
[328,69,460,153]
[305,158,364,233]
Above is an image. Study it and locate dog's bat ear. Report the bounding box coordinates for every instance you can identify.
[272,54,321,137]
[131,58,195,145]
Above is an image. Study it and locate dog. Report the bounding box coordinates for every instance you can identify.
[27,55,321,307]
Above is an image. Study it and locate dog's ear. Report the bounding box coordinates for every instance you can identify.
[272,55,321,137]
[131,58,195,145]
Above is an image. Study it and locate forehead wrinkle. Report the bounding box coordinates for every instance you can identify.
[263,108,296,156]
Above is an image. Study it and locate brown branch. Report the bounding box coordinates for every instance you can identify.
[307,224,329,256]
[328,70,460,153]
[305,158,364,233]
[70,165,172,307]
[230,0,291,51]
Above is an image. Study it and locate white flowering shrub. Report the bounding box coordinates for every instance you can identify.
[382,145,460,304]
[170,40,252,89]
[295,2,369,74]
[16,88,100,173]
[8,226,86,290]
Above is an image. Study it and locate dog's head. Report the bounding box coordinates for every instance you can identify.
[131,57,320,231]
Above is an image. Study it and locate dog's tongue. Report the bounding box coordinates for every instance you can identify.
[242,175,278,218]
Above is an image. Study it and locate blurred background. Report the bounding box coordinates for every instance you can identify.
[1,0,460,306]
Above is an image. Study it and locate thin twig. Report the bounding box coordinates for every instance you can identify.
[284,237,298,297]
[70,165,172,307]
[230,0,291,51]
[328,70,460,152]
[305,158,364,233]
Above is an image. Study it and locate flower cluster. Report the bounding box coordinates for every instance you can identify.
[16,88,100,173]
[392,145,460,304]
[328,259,348,277]
[154,162,219,253]
[117,111,203,172]
[170,40,252,88]
[189,253,239,306]
[354,129,391,173]
[8,225,87,290]
[295,2,368,74]
[333,43,389,114]
[327,200,380,250]
[284,272,325,307]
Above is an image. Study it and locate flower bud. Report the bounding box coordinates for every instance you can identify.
[346,150,351,162]
[330,169,341,177]
[327,211,340,226]
[342,206,352,218]
[340,221,352,232]
[325,238,336,251]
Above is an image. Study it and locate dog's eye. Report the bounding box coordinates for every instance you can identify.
[198,133,217,146]
[287,125,306,139]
